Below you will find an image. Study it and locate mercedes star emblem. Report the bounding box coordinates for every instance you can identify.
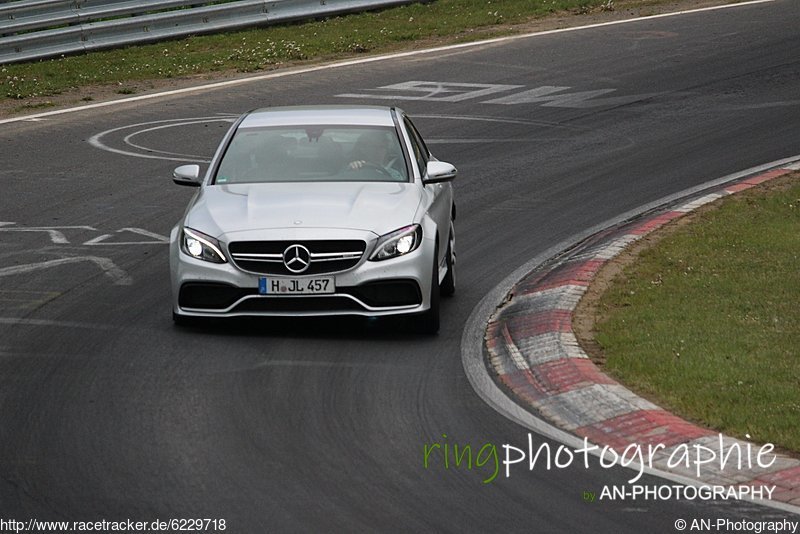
[283,244,311,273]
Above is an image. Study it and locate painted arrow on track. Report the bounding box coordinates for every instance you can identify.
[0,257,133,285]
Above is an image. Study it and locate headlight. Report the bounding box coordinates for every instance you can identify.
[370,224,422,261]
[181,228,227,263]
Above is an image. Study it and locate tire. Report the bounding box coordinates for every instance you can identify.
[440,224,456,297]
[172,311,195,327]
[415,245,440,335]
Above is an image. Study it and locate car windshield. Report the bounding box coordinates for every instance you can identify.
[214,125,409,184]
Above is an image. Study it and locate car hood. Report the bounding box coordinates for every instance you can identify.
[184,181,424,237]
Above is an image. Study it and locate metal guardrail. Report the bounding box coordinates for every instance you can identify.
[0,0,419,64]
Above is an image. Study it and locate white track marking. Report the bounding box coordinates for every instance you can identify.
[0,257,133,285]
[88,117,233,162]
[0,226,96,244]
[83,227,169,245]
[0,0,776,126]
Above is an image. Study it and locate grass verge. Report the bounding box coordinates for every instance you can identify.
[586,172,800,452]
[0,0,717,112]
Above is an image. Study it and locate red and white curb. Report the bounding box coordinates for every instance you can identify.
[485,163,800,507]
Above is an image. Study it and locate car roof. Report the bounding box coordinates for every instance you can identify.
[239,106,400,128]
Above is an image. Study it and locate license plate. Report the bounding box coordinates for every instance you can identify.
[259,277,335,295]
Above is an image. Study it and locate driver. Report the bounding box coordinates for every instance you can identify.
[347,132,404,180]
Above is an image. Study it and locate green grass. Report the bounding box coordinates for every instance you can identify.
[595,175,800,451]
[0,0,616,101]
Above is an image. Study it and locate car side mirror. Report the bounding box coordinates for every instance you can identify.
[423,161,457,185]
[173,164,202,187]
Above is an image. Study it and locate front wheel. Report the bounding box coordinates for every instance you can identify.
[172,311,197,327]
[414,245,440,335]
[440,224,456,297]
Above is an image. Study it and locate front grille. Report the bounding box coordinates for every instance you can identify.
[179,280,420,314]
[233,296,364,313]
[229,240,367,275]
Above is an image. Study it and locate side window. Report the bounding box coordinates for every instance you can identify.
[404,117,429,176]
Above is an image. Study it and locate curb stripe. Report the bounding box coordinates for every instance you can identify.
[485,163,800,507]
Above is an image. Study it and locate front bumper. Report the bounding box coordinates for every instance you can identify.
[170,226,436,318]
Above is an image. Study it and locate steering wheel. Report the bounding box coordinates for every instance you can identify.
[347,161,393,179]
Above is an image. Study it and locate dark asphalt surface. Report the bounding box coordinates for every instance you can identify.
[1,1,798,530]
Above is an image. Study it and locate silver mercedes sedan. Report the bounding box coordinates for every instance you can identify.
[169,106,456,334]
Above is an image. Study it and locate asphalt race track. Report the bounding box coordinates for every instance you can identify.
[1,1,798,531]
